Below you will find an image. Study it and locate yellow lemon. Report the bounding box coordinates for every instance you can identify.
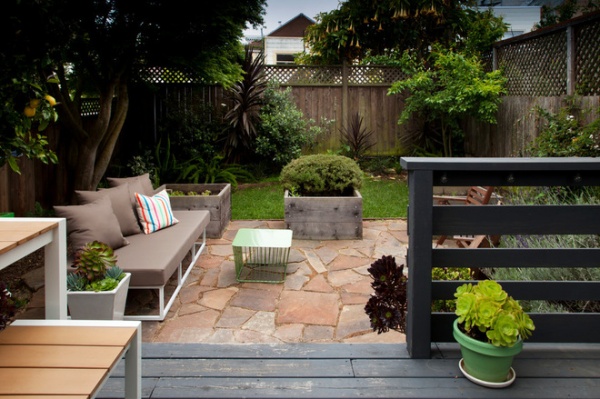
[44,94,57,106]
[23,106,36,117]
[29,98,41,108]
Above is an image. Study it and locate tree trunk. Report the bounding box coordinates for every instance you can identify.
[51,76,129,200]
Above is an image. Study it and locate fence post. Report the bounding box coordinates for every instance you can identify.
[342,60,349,132]
[566,26,576,95]
[405,168,433,359]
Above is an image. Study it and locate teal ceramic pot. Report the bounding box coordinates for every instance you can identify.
[453,319,522,384]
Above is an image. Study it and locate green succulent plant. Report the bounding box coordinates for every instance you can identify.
[454,280,535,347]
[73,241,117,282]
[68,241,125,292]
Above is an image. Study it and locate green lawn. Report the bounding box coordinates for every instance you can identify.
[231,176,408,220]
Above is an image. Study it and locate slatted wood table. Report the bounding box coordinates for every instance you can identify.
[0,320,141,399]
[0,218,68,319]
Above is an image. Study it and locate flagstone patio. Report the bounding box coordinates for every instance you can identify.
[20,219,409,344]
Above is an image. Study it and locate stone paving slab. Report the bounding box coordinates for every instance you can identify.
[19,219,410,345]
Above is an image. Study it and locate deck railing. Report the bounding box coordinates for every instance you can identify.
[400,157,600,359]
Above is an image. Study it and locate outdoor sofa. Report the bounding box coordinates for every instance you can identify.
[54,173,209,321]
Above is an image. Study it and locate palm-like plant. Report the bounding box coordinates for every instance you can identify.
[339,112,375,161]
[224,45,267,163]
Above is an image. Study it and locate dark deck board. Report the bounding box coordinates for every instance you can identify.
[98,343,600,399]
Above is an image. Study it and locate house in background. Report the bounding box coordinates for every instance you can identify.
[479,0,566,38]
[262,13,314,65]
[253,1,566,64]
[489,6,542,38]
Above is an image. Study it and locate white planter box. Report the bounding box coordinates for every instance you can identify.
[67,273,131,320]
[284,189,363,240]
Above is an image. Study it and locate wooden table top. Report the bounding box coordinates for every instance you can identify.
[0,324,138,398]
[0,220,58,256]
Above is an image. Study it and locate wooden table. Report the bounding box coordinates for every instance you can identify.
[0,218,67,319]
[0,319,141,398]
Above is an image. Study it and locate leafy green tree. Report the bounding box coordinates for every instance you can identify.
[0,77,59,173]
[535,0,600,29]
[388,46,506,156]
[1,0,266,193]
[299,0,505,65]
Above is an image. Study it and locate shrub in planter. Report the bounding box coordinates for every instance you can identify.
[281,154,364,240]
[280,154,363,196]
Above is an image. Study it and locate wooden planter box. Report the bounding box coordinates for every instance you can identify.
[284,189,363,240]
[166,183,231,238]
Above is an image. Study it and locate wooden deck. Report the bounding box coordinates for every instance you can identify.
[98,342,600,398]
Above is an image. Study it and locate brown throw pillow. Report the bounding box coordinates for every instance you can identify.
[107,173,154,196]
[54,196,129,250]
[75,184,142,236]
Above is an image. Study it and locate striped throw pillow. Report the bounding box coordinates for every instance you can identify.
[135,189,179,234]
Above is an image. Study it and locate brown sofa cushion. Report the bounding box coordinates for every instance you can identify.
[114,210,209,287]
[107,173,154,196]
[75,184,142,236]
[54,196,129,250]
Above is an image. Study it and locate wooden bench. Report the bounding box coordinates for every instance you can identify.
[0,319,141,399]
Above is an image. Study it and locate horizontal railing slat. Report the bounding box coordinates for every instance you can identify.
[432,248,600,268]
[432,205,600,235]
[431,170,600,186]
[432,280,600,301]
[432,313,600,343]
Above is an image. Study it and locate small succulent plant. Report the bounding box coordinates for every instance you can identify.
[454,280,535,347]
[68,241,125,292]
[73,241,117,282]
[364,255,407,334]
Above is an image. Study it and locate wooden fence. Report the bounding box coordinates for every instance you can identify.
[3,12,600,214]
[464,11,600,157]
[401,157,600,358]
[132,64,410,156]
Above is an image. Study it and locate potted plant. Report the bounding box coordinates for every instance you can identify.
[453,280,535,387]
[67,241,131,320]
[280,154,363,240]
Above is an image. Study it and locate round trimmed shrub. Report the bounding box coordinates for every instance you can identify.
[280,154,363,196]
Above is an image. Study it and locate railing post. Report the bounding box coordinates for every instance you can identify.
[406,169,433,358]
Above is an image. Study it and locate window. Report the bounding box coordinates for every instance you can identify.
[276,54,295,64]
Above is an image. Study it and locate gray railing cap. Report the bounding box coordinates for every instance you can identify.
[400,157,600,171]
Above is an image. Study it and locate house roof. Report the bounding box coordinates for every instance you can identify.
[267,13,315,38]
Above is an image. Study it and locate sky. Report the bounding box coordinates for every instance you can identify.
[243,0,341,40]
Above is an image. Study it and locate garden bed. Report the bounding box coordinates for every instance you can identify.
[167,183,231,238]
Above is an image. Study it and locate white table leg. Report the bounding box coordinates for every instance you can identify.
[125,322,142,399]
[44,218,67,319]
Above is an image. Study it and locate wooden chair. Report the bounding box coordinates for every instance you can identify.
[434,186,499,248]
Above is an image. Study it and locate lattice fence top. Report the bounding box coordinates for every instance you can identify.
[497,30,567,96]
[575,19,600,95]
[80,98,101,116]
[264,65,406,86]
[493,11,600,96]
[135,66,206,84]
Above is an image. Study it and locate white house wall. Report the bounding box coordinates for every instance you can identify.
[264,37,306,64]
